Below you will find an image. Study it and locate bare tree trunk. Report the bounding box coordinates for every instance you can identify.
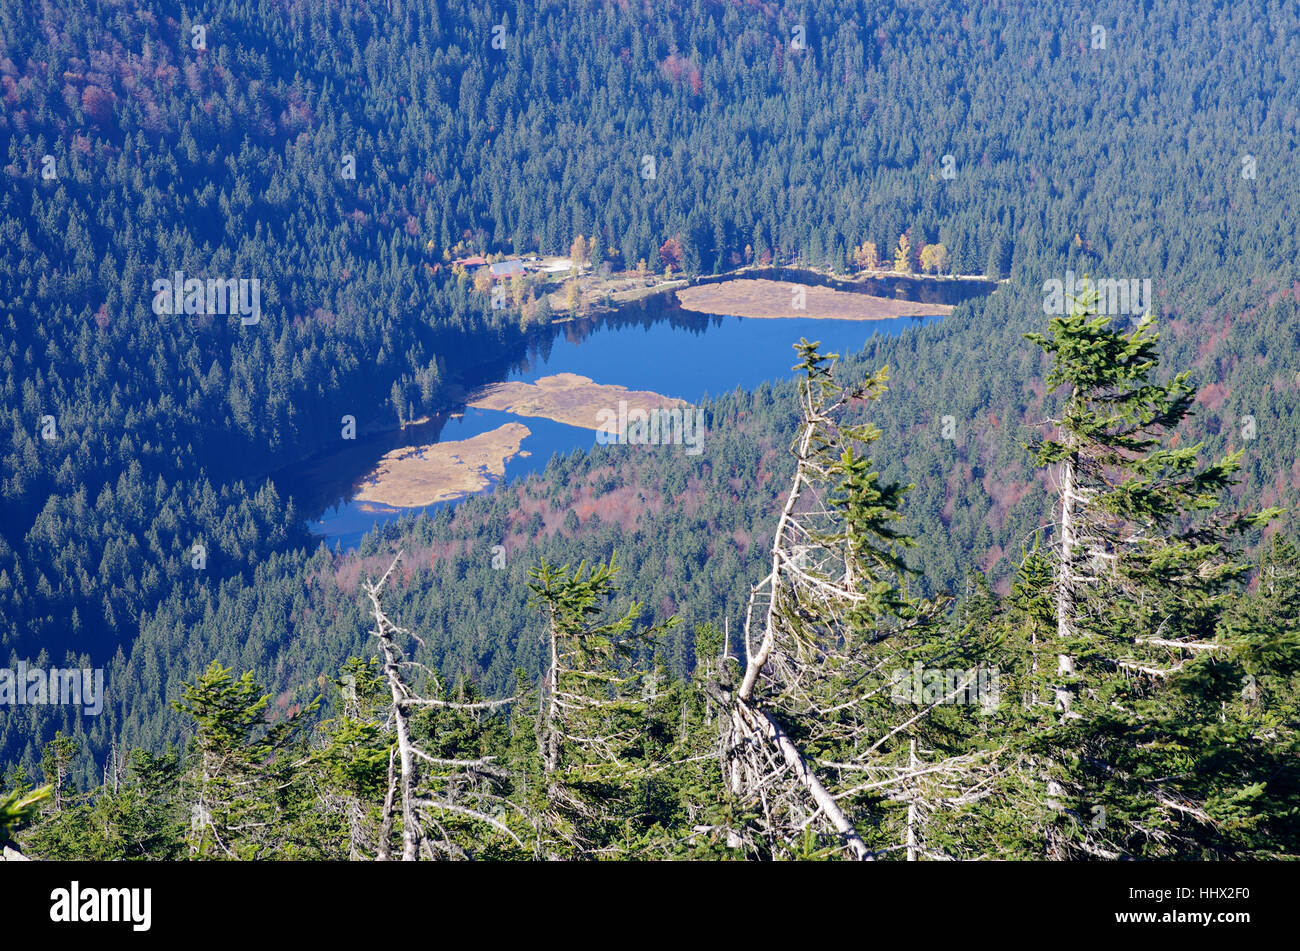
[1047,446,1080,852]
[376,748,396,861]
[542,613,559,774]
[741,699,872,860]
[371,601,421,860]
[737,413,818,702]
[365,557,422,861]
[1055,448,1079,715]
[906,738,918,862]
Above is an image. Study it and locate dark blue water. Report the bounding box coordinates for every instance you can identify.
[507,311,943,403]
[281,275,991,549]
[304,407,594,548]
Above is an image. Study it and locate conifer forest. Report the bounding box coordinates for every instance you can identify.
[1,0,1298,900]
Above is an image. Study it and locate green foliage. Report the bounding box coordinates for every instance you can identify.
[0,785,49,848]
[1,0,1299,861]
[171,662,318,859]
[527,555,679,858]
[1010,290,1294,858]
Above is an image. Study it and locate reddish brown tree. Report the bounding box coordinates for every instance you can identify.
[80,85,115,123]
[658,236,684,271]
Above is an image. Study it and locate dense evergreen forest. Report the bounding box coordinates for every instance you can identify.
[2,0,1300,858]
[6,328,1299,860]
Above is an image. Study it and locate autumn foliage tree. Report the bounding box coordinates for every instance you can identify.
[920,243,950,274]
[852,241,880,270]
[893,234,913,274]
[658,236,684,272]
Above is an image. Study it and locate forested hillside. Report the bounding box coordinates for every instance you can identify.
[9,333,1298,861]
[2,0,1300,855]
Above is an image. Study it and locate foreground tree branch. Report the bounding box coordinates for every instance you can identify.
[721,340,955,860]
[364,552,519,859]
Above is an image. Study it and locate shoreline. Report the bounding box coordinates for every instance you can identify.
[285,263,990,532]
[675,277,954,321]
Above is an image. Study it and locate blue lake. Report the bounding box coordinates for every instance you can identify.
[277,274,993,549]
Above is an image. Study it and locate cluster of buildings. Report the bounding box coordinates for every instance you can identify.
[454,252,582,281]
[453,255,553,281]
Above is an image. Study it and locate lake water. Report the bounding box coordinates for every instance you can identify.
[277,273,994,548]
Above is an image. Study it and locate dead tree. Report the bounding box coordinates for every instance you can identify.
[364,552,520,860]
[820,737,1003,860]
[720,340,955,860]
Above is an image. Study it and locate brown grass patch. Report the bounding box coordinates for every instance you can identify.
[468,372,687,431]
[353,422,531,507]
[676,278,953,320]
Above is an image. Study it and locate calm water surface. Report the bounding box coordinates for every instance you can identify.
[277,274,994,548]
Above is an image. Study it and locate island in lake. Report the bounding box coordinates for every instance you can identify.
[468,372,687,431]
[676,278,954,320]
[353,422,532,507]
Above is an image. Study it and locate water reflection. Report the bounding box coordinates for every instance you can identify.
[273,271,994,548]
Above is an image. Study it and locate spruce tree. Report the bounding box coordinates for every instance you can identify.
[1023,288,1281,857]
[173,662,315,859]
[527,553,676,858]
[720,340,992,861]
